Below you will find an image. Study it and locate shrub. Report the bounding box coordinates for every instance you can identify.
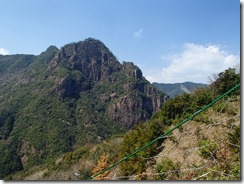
[155,157,180,180]
[194,114,211,124]
[228,125,240,152]
[91,154,110,180]
[198,139,218,160]
[118,121,164,176]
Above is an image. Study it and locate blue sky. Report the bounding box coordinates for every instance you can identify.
[0,0,240,83]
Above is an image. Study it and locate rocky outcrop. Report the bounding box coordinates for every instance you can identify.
[122,62,143,79]
[107,81,166,129]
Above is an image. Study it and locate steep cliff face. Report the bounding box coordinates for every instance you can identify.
[122,62,143,79]
[107,69,165,129]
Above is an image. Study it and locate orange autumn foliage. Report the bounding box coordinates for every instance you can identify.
[92,154,110,180]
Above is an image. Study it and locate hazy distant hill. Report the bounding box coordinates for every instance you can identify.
[152,82,207,98]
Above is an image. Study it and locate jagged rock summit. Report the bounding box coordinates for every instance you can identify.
[49,38,121,81]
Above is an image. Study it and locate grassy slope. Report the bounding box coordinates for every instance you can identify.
[150,96,240,180]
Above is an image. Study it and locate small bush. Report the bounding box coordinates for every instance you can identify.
[228,125,240,152]
[198,139,218,160]
[213,102,227,113]
[194,114,211,124]
[155,157,180,180]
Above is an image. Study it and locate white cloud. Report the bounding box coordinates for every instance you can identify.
[0,48,9,55]
[133,28,143,38]
[148,43,239,84]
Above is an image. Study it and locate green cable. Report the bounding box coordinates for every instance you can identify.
[87,83,240,180]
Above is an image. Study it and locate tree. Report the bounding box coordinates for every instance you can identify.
[210,68,240,96]
[118,121,164,177]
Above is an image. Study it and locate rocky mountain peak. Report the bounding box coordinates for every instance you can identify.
[60,38,112,60]
[46,38,168,128]
[49,38,121,82]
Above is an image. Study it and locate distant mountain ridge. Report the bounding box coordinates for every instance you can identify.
[152,82,207,98]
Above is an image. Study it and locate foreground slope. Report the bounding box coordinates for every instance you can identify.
[117,67,240,180]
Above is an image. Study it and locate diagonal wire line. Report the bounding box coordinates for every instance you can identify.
[87,83,240,180]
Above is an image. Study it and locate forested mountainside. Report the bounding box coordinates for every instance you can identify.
[153,82,207,98]
[9,68,240,180]
[0,38,168,179]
